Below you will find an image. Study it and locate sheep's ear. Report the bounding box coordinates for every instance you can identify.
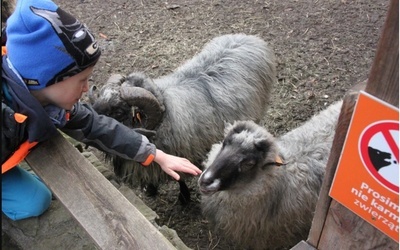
[254,138,270,151]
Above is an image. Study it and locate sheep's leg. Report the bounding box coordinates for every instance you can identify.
[178,180,191,205]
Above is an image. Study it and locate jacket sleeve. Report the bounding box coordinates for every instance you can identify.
[61,102,156,164]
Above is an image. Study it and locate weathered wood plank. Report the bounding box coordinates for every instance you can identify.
[25,131,176,250]
[365,0,399,108]
[318,201,398,249]
[290,240,317,250]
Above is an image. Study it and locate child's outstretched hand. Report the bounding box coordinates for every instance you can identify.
[154,149,202,181]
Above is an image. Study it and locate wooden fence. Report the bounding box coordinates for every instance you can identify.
[25,131,176,250]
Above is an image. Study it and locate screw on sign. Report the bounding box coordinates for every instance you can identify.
[359,121,399,193]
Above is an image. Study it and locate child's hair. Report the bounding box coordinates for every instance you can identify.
[5,0,101,90]
[1,0,16,25]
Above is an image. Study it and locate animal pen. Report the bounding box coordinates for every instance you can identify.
[3,0,398,249]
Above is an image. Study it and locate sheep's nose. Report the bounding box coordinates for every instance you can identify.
[199,177,211,187]
[198,173,221,195]
[198,170,219,187]
[198,171,211,185]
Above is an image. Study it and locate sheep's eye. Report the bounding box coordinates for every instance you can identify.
[238,160,255,172]
[113,109,125,120]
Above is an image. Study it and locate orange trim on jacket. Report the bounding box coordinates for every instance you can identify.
[2,140,38,174]
[141,153,155,166]
[2,112,38,174]
[2,46,7,56]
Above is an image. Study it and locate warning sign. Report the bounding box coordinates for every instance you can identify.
[330,91,399,242]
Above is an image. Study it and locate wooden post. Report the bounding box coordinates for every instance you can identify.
[364,0,399,107]
[25,131,176,250]
[303,0,399,249]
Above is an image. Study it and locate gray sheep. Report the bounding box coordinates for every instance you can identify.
[198,101,343,249]
[90,34,276,202]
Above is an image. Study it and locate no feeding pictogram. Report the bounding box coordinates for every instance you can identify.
[359,121,399,193]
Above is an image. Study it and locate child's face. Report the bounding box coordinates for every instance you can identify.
[31,66,94,110]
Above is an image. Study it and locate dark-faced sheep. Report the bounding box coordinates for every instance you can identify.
[90,34,277,202]
[198,101,343,249]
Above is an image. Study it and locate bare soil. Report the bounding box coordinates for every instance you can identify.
[61,0,387,249]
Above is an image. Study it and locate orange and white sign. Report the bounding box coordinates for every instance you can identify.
[330,91,399,242]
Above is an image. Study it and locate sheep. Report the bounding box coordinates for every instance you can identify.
[89,34,277,203]
[198,100,343,249]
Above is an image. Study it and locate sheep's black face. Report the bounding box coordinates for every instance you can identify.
[109,106,133,128]
[199,121,276,195]
[92,96,133,128]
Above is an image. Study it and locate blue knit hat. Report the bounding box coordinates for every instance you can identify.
[5,0,101,90]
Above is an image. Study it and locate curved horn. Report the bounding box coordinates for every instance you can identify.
[88,74,125,105]
[106,74,125,85]
[120,86,164,130]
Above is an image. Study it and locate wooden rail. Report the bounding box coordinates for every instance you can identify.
[25,131,176,250]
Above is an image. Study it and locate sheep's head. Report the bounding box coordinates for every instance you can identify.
[198,121,279,195]
[89,73,165,130]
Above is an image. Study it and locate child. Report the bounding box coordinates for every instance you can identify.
[1,0,202,221]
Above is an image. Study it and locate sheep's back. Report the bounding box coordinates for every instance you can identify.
[274,101,342,213]
[170,34,276,122]
[154,82,222,165]
[277,101,342,182]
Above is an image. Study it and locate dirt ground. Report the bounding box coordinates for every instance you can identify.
[60,0,387,249]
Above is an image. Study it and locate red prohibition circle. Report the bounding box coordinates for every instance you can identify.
[359,120,399,193]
